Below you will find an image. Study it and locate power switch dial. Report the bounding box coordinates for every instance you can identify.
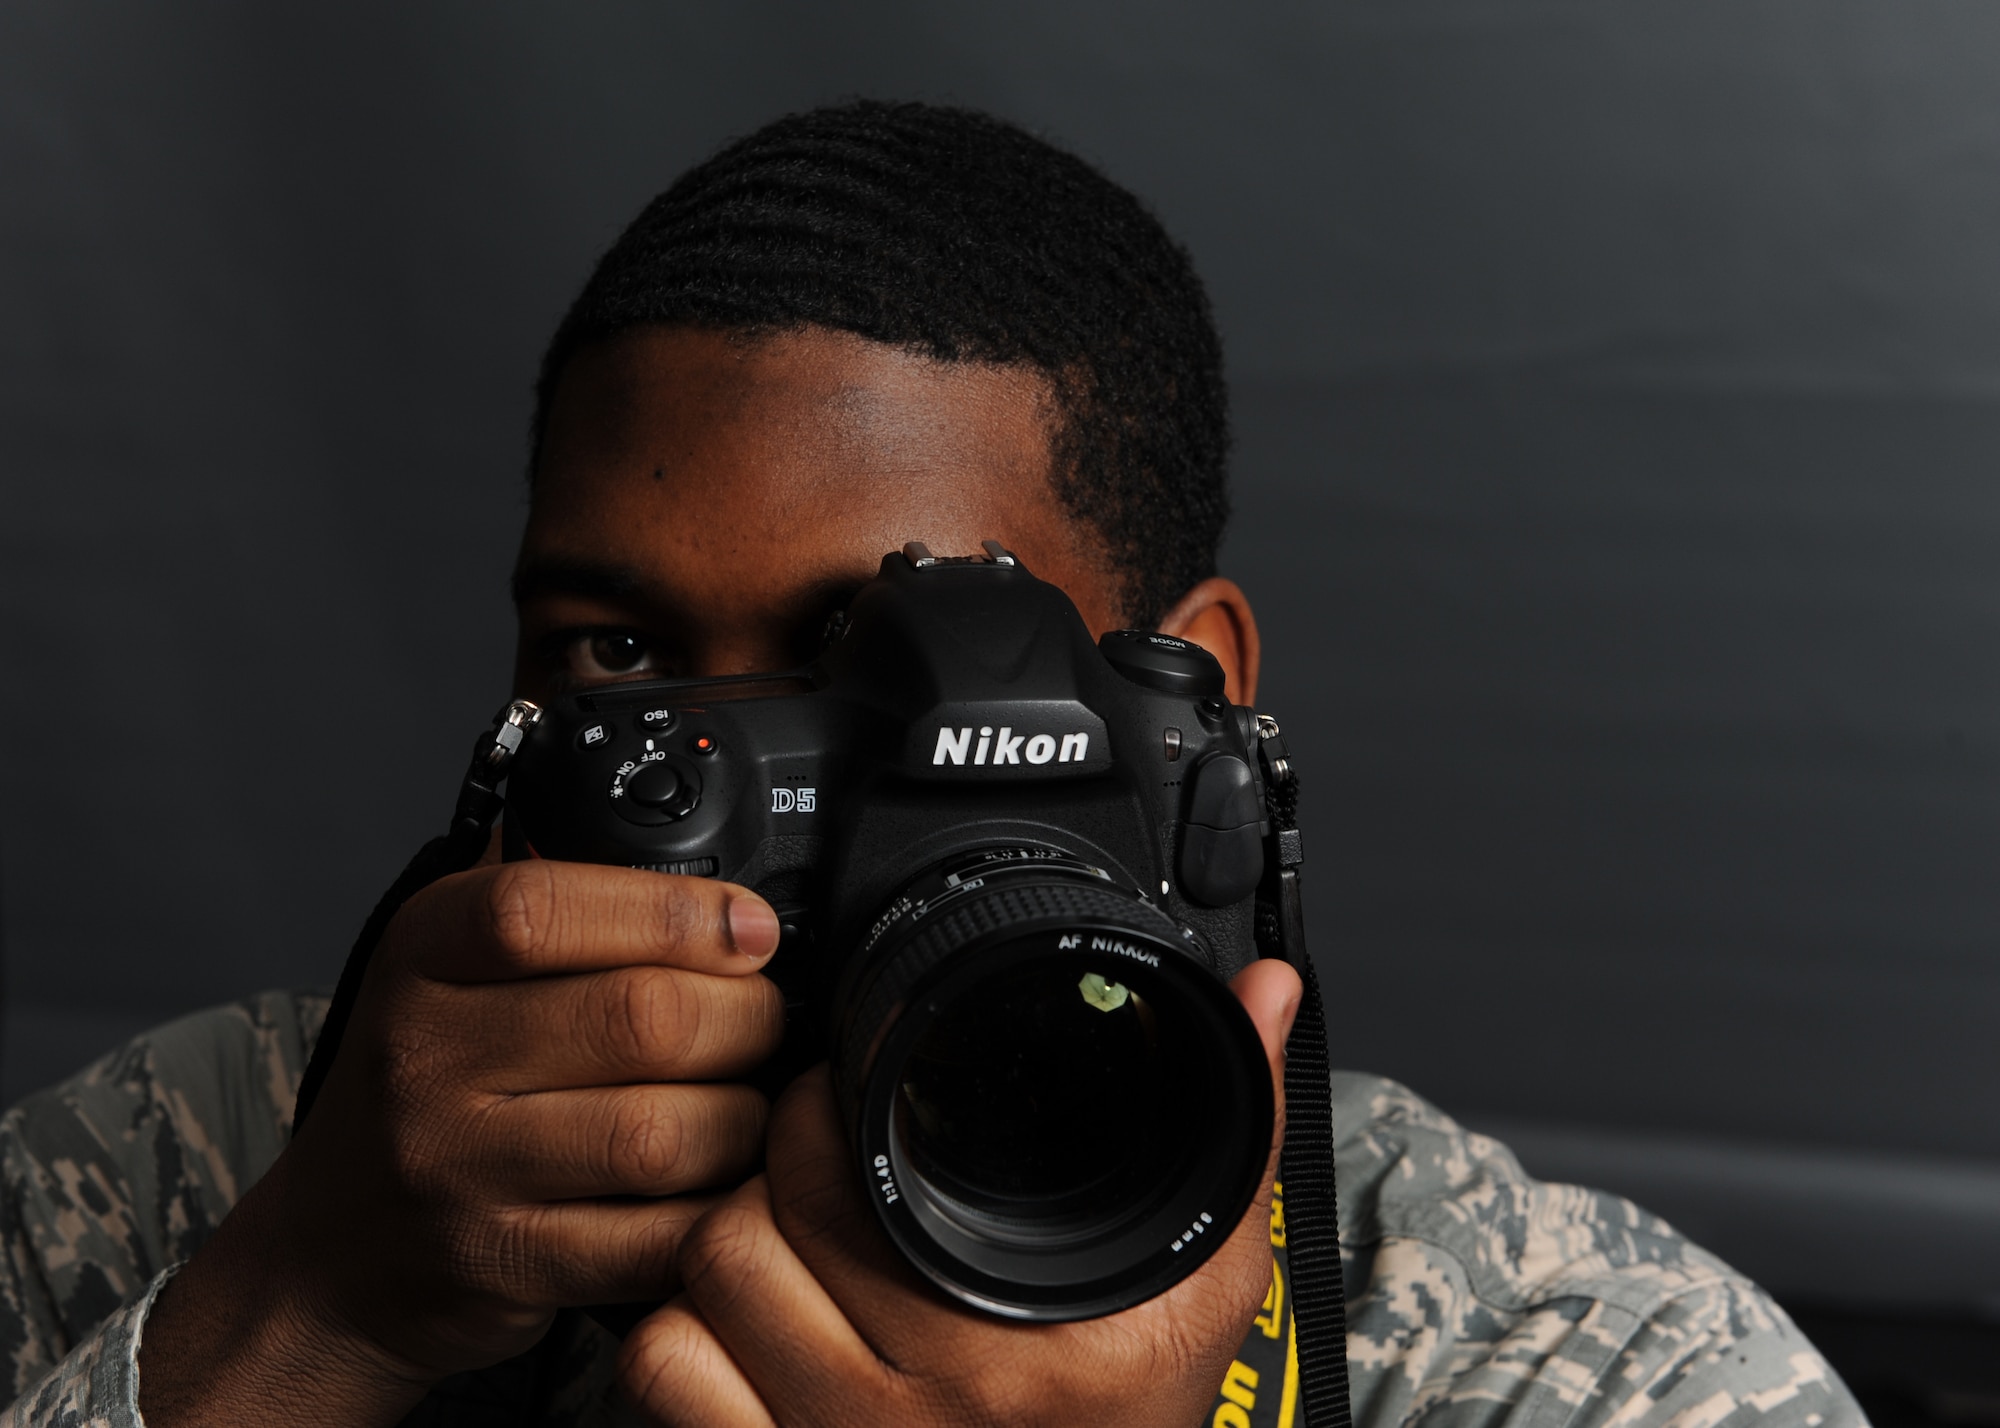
[610,755,702,824]
[626,761,683,807]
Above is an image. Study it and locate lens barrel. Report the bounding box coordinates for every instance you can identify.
[832,851,1274,1321]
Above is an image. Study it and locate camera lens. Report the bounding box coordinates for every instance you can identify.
[897,957,1169,1229]
[834,851,1273,1321]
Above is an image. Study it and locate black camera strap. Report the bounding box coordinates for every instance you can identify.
[294,701,541,1130]
[1254,716,1354,1428]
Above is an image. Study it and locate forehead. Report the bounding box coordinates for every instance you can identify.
[524,325,1117,632]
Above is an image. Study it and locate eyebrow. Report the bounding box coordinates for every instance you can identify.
[509,558,652,607]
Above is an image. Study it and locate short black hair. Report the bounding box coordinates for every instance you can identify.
[534,99,1230,629]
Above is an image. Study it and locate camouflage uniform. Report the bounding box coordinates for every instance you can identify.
[0,992,1866,1427]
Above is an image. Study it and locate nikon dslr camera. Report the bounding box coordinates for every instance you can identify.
[502,542,1288,1321]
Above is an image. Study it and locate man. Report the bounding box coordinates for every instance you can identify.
[0,102,1862,1426]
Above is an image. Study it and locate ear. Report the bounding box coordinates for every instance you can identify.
[1155,577,1261,707]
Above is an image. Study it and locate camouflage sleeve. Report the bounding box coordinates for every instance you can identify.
[1569,1279,1862,1428]
[0,1268,172,1428]
[1347,1239,1862,1428]
[1331,1074,1869,1428]
[0,992,327,1412]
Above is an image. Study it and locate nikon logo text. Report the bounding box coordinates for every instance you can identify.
[932,725,1090,767]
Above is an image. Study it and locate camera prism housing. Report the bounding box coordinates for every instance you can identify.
[503,544,1279,1321]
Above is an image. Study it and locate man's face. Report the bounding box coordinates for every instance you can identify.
[513,325,1126,702]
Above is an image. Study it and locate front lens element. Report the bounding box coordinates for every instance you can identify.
[896,954,1177,1240]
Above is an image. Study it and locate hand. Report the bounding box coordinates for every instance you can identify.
[618,958,1302,1428]
[138,860,787,1427]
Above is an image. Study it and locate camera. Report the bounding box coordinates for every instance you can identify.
[502,542,1282,1321]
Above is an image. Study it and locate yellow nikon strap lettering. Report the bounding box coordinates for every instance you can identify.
[1207,1181,1300,1428]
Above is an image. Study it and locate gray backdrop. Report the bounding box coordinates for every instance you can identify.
[4,2,1996,1319]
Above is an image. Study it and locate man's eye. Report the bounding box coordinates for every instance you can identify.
[567,630,666,681]
[589,632,650,672]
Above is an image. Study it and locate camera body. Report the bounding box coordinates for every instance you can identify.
[503,544,1278,1319]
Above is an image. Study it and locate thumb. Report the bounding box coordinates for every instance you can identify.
[1227,958,1302,1092]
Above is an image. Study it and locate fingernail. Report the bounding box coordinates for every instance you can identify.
[726,896,780,960]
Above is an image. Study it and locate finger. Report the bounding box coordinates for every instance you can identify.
[449,964,785,1090]
[394,861,781,982]
[1227,958,1297,1238]
[746,1079,1169,1418]
[672,1175,891,1414]
[503,1193,721,1306]
[1231,958,1298,1219]
[475,1082,767,1199]
[619,1298,776,1428]
[1109,959,1300,1374]
[1229,957,1302,1084]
